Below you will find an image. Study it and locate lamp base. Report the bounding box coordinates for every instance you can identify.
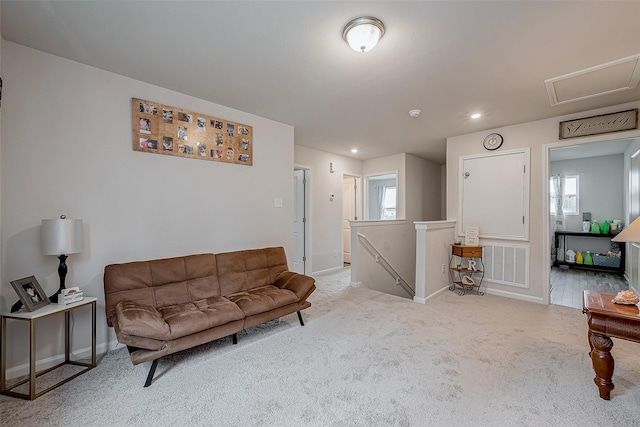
[10,299,23,313]
[48,254,69,304]
[48,288,64,304]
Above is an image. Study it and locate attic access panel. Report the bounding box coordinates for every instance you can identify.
[458,149,530,240]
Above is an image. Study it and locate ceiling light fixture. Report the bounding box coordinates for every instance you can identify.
[408,109,421,118]
[471,113,482,119]
[351,149,358,153]
[342,16,385,53]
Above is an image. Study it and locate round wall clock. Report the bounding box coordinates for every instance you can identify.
[482,133,503,151]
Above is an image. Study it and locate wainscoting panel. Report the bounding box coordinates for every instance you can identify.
[482,242,529,288]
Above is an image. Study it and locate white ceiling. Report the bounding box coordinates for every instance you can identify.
[3,1,640,164]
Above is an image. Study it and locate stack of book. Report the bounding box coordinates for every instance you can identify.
[58,287,84,305]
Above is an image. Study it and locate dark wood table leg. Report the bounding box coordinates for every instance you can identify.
[589,331,614,400]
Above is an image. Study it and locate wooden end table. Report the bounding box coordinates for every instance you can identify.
[582,290,640,400]
[1,297,96,400]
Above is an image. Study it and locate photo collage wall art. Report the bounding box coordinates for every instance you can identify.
[132,97,253,166]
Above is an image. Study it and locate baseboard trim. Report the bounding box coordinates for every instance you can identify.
[5,340,120,380]
[484,288,545,304]
[350,281,362,288]
[312,266,345,276]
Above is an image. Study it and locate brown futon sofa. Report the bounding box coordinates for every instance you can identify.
[103,246,315,386]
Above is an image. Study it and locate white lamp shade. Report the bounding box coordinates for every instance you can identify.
[612,216,640,242]
[41,217,83,255]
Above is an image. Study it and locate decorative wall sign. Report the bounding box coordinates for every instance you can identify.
[132,97,253,166]
[559,108,638,140]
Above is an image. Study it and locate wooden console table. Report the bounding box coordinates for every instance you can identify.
[582,291,640,400]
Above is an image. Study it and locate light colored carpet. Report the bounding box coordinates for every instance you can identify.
[2,268,640,426]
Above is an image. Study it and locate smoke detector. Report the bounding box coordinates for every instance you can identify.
[408,109,421,118]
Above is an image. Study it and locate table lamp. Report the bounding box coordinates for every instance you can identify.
[41,215,83,303]
[612,217,640,243]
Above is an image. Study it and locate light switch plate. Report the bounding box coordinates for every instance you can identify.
[274,197,283,208]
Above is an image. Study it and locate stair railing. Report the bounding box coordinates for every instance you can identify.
[357,233,415,297]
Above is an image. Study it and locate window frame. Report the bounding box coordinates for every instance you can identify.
[550,174,579,215]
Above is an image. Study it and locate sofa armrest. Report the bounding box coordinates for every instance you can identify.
[114,301,171,341]
[273,271,315,300]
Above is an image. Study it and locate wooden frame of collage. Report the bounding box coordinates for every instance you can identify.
[132,97,253,166]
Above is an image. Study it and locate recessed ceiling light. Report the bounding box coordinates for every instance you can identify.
[471,113,482,119]
[351,149,358,153]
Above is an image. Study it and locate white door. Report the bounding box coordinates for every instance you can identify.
[343,176,357,263]
[293,169,306,274]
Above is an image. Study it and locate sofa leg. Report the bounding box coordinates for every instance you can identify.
[232,333,238,345]
[297,311,305,326]
[144,359,160,388]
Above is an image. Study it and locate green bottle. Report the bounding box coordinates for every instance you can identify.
[590,221,601,234]
[584,251,593,265]
[601,220,610,234]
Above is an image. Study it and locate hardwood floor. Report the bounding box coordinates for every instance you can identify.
[550,267,628,309]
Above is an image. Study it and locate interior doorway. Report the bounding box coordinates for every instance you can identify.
[293,167,309,274]
[342,174,361,265]
[548,138,632,308]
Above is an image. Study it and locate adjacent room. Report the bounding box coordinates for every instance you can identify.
[2,2,640,425]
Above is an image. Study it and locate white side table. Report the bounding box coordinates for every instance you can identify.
[1,297,96,400]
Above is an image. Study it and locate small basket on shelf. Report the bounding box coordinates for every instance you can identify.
[592,254,621,268]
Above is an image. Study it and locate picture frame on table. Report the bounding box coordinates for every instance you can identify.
[10,276,50,312]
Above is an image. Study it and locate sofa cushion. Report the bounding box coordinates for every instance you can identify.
[104,253,220,327]
[159,296,245,340]
[115,301,171,341]
[216,247,289,296]
[273,271,316,300]
[227,285,298,317]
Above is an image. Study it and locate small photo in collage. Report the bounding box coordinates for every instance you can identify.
[238,154,250,162]
[178,112,192,123]
[139,102,157,115]
[227,123,235,137]
[211,149,222,159]
[211,120,223,129]
[162,136,173,151]
[226,146,235,160]
[215,133,224,146]
[197,142,207,157]
[239,126,249,135]
[163,109,173,124]
[197,117,206,131]
[185,145,194,155]
[241,139,250,150]
[139,117,151,134]
[178,126,188,141]
[178,144,185,153]
[140,138,158,149]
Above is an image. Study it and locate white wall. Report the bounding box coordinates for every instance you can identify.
[351,220,415,298]
[405,153,442,221]
[448,100,640,302]
[1,42,295,371]
[294,145,362,273]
